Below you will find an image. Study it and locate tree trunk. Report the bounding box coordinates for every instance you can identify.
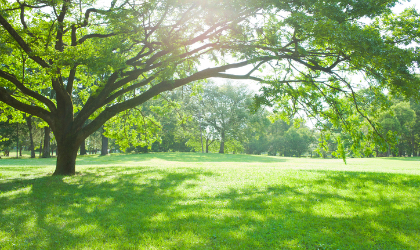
[53,141,79,175]
[52,121,85,175]
[42,126,51,158]
[80,139,87,155]
[411,137,416,157]
[219,141,225,154]
[25,116,35,158]
[219,131,225,154]
[101,129,108,156]
[16,122,19,158]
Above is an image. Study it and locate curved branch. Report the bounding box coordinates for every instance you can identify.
[0,70,56,112]
[214,73,267,82]
[77,33,116,44]
[66,66,77,94]
[0,88,52,124]
[55,0,70,52]
[18,2,35,37]
[0,14,49,68]
[79,57,273,138]
[104,76,156,104]
[80,80,174,139]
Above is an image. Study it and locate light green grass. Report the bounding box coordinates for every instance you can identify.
[1,153,420,249]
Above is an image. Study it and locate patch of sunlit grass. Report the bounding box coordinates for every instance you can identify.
[1,153,420,249]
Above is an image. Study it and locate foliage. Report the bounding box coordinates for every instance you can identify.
[104,108,161,152]
[187,82,252,153]
[0,0,419,174]
[0,115,29,153]
[376,97,419,156]
[283,126,312,157]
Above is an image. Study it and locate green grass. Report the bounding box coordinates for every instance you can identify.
[1,153,420,249]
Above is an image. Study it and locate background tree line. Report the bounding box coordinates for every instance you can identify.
[3,82,418,158]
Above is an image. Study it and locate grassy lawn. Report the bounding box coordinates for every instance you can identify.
[1,153,420,249]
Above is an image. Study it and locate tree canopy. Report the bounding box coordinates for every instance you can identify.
[0,0,419,174]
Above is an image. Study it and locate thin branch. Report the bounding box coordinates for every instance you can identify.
[18,1,35,37]
[134,107,163,129]
[332,72,386,141]
[213,73,267,82]
[77,33,117,44]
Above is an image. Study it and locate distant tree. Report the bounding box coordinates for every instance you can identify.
[101,127,109,156]
[42,127,51,158]
[24,114,35,158]
[392,101,416,156]
[376,99,416,156]
[0,116,29,157]
[243,110,272,155]
[185,82,252,154]
[266,119,293,156]
[410,99,420,156]
[80,139,87,155]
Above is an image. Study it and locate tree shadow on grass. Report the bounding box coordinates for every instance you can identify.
[0,167,216,249]
[1,169,420,249]
[0,157,56,166]
[165,171,420,249]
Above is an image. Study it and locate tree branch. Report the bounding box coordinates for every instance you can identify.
[18,1,35,37]
[66,66,77,94]
[77,33,117,44]
[0,88,52,124]
[55,0,70,52]
[0,70,56,112]
[0,14,49,68]
[104,76,156,104]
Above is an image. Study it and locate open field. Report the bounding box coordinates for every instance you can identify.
[1,153,420,249]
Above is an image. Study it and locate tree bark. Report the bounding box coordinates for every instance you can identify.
[101,130,108,156]
[25,115,35,158]
[16,122,19,158]
[219,141,225,154]
[53,140,79,175]
[52,119,84,175]
[42,126,50,158]
[51,143,55,156]
[219,131,225,154]
[80,139,87,155]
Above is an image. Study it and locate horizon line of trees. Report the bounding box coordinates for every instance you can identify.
[2,82,419,159]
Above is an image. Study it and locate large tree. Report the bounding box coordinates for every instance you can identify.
[0,0,419,175]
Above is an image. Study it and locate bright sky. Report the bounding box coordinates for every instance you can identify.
[393,0,418,13]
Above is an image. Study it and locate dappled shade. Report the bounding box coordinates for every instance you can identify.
[1,156,420,249]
